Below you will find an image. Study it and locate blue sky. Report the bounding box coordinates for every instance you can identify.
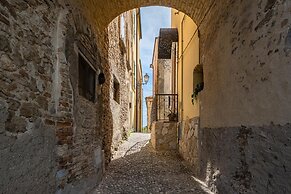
[140,7,171,127]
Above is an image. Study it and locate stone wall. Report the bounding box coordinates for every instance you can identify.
[0,1,61,193]
[178,117,200,168]
[178,117,291,193]
[168,0,291,192]
[200,0,291,128]
[107,11,134,160]
[185,1,291,193]
[59,8,135,193]
[56,7,105,193]
[179,117,291,194]
[0,1,133,193]
[151,121,178,151]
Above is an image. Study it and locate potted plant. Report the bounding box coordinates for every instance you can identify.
[192,82,204,104]
[168,110,178,121]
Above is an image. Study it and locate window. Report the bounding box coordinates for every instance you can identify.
[113,76,120,103]
[78,53,96,102]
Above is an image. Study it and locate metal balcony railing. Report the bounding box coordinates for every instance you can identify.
[155,94,178,122]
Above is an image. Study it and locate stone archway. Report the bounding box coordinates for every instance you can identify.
[70,0,216,30]
[73,1,291,193]
[0,0,290,193]
[70,1,290,193]
[70,0,291,128]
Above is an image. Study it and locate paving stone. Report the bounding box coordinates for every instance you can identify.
[93,133,212,194]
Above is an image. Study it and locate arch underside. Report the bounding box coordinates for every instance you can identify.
[70,0,225,29]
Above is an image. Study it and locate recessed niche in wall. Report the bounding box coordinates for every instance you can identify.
[192,64,204,101]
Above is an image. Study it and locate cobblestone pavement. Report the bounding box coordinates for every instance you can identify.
[93,133,212,194]
[113,133,151,159]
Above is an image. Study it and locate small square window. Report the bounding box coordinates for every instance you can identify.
[113,76,120,104]
[78,53,96,102]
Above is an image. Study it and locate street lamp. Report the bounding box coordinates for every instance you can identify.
[143,73,149,85]
[135,73,150,133]
[136,73,150,89]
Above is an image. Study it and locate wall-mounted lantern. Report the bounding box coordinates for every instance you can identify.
[143,73,149,85]
[98,72,105,85]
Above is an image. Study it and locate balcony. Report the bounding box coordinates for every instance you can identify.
[155,94,178,122]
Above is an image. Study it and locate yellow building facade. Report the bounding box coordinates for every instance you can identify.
[171,9,204,167]
[171,9,200,122]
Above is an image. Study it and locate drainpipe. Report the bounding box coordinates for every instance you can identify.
[135,20,139,132]
[135,9,141,132]
[198,30,201,118]
[181,14,186,122]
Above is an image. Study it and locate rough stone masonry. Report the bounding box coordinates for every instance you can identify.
[0,0,133,193]
[0,0,291,194]
[72,0,291,193]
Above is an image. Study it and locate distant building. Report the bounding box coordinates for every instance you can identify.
[148,10,202,153]
[148,28,179,151]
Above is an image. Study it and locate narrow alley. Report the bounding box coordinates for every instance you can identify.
[93,133,211,194]
[1,1,291,194]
